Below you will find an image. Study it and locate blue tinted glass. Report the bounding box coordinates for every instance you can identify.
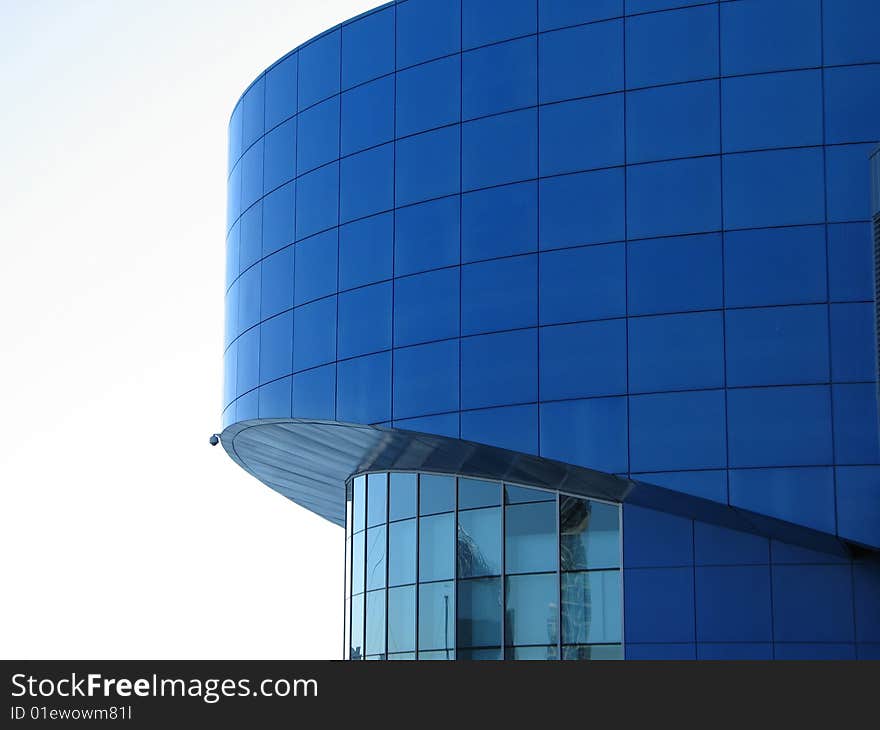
[695,566,772,643]
[462,109,537,191]
[341,6,394,89]
[395,126,460,207]
[511,646,559,660]
[834,384,880,466]
[540,94,624,176]
[539,0,621,30]
[560,497,620,571]
[366,525,386,591]
[389,519,417,587]
[223,341,238,407]
[238,202,262,273]
[461,329,538,410]
[228,103,242,170]
[463,0,535,47]
[420,512,455,582]
[337,282,392,359]
[823,0,880,66]
[830,303,874,382]
[461,404,539,456]
[292,296,337,372]
[396,55,461,137]
[298,30,340,110]
[353,474,366,533]
[396,0,461,68]
[461,181,537,263]
[462,37,536,120]
[263,117,296,193]
[387,585,416,654]
[350,592,364,659]
[539,21,623,104]
[241,76,265,148]
[294,228,337,306]
[562,571,621,644]
[540,168,625,248]
[235,326,259,396]
[235,390,258,420]
[351,529,365,594]
[240,140,264,212]
[457,577,502,648]
[624,566,695,643]
[225,222,240,290]
[265,52,297,129]
[394,195,460,276]
[340,143,394,223]
[458,507,502,578]
[539,397,629,474]
[338,213,392,291]
[292,364,336,420]
[367,472,388,528]
[225,280,239,348]
[540,243,625,324]
[540,320,627,400]
[365,589,386,656]
[418,581,455,655]
[260,246,294,319]
[295,162,339,240]
[420,474,455,516]
[562,644,623,661]
[458,478,501,510]
[506,501,557,574]
[826,143,875,223]
[227,160,241,229]
[296,96,339,175]
[506,485,554,504]
[461,255,537,336]
[259,378,292,419]
[341,76,394,155]
[389,473,417,522]
[828,223,873,302]
[237,263,260,333]
[505,573,558,646]
[395,413,461,440]
[262,182,295,257]
[259,312,293,384]
[837,466,880,548]
[392,340,459,419]
[623,504,693,569]
[394,268,460,347]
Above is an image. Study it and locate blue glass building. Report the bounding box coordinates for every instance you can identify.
[221,0,880,660]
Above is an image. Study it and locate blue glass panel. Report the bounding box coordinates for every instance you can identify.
[721,0,821,75]
[626,80,719,163]
[727,385,832,467]
[458,507,502,578]
[460,404,539,455]
[630,390,727,471]
[826,143,875,223]
[340,143,394,223]
[395,126,460,207]
[350,592,364,658]
[389,474,418,522]
[623,504,693,569]
[420,512,455,582]
[293,364,336,420]
[830,302,874,381]
[723,148,825,229]
[505,573,558,646]
[725,226,827,307]
[365,588,385,656]
[228,103,242,170]
[259,312,293,383]
[770,540,849,566]
[418,581,455,654]
[822,0,880,66]
[295,162,339,240]
[420,474,456,516]
[505,485,554,504]
[394,413,461,439]
[265,52,297,129]
[624,567,694,643]
[338,282,392,359]
[341,76,394,155]
[626,0,704,11]
[562,571,621,644]
[339,213,392,291]
[539,20,623,104]
[292,296,337,372]
[393,340,459,419]
[366,525,386,592]
[462,37,536,120]
[225,222,240,290]
[833,384,880,466]
[394,195,460,276]
[772,565,855,643]
[387,585,416,654]
[235,390,258,420]
[238,202,262,273]
[237,263,261,332]
[627,233,722,315]
[540,168,625,248]
[539,0,621,30]
[461,255,537,336]
[722,70,823,152]
[626,156,721,238]
[367,473,387,528]
[541,94,624,175]
[263,117,296,193]
[227,160,241,229]
[729,467,836,534]
[462,109,537,191]
[540,320,627,400]
[298,30,340,110]
[461,329,537,409]
[506,501,556,574]
[223,343,237,407]
[240,140,263,212]
[258,376,292,419]
[693,521,769,567]
[458,477,501,510]
[336,351,392,424]
[625,5,717,88]
[695,566,772,643]
[396,55,461,137]
[725,305,830,387]
[462,0,535,48]
[629,311,724,393]
[828,223,874,302]
[540,243,625,324]
[394,268,459,347]
[260,246,294,319]
[626,643,695,660]
[457,577,502,648]
[241,76,264,149]
[236,326,259,396]
[560,497,620,570]
[341,6,394,89]
[853,561,880,640]
[389,518,417,586]
[396,0,460,68]
[225,280,239,348]
[634,469,728,504]
[462,181,537,263]
[294,228,337,306]
[262,182,295,257]
[697,643,773,660]
[563,644,624,660]
[774,643,856,660]
[540,397,628,473]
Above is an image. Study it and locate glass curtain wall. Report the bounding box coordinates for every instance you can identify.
[345,472,622,660]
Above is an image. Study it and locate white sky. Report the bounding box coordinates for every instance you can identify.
[0,0,379,659]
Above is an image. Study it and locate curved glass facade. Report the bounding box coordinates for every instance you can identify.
[344,472,622,660]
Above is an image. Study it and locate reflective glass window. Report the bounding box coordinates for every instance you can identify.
[458,507,502,578]
[419,474,455,516]
[365,589,386,657]
[505,485,554,504]
[562,645,623,661]
[387,585,416,655]
[389,473,417,521]
[457,648,502,661]
[419,513,454,582]
[457,577,502,649]
[352,475,365,533]
[510,646,559,660]
[367,473,388,528]
[561,571,622,645]
[350,593,364,660]
[506,500,557,574]
[458,478,500,510]
[560,497,621,571]
[418,581,455,656]
[505,573,558,647]
[366,526,386,591]
[389,519,417,587]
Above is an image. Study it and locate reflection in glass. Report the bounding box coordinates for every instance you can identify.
[350,593,364,660]
[388,585,416,654]
[560,497,620,571]
[419,474,455,515]
[505,573,558,647]
[367,473,387,527]
[419,581,455,656]
[388,652,416,660]
[351,529,365,595]
[562,570,621,645]
[505,484,554,504]
[388,519,416,586]
[457,577,502,648]
[562,645,623,661]
[353,475,366,533]
[459,477,500,509]
[505,501,557,574]
[458,507,502,578]
[365,589,386,657]
[510,645,559,660]
[458,648,502,660]
[389,472,417,521]
[419,513,454,582]
[417,650,455,660]
[366,526,386,591]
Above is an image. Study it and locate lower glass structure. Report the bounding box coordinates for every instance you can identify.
[344,472,622,660]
